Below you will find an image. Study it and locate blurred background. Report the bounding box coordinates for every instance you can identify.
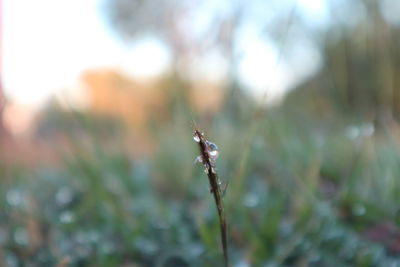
[1,0,400,266]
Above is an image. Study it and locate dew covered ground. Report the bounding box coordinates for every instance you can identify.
[2,98,400,266]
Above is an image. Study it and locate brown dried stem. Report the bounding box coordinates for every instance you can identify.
[193,128,229,267]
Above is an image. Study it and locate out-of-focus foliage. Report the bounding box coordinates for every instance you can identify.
[104,0,400,119]
[2,0,400,266]
[2,81,400,265]
[286,0,400,120]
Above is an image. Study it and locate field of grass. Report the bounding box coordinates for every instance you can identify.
[2,87,400,267]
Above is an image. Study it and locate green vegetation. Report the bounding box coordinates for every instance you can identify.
[2,84,400,266]
[2,0,400,266]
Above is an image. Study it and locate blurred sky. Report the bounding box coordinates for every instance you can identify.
[3,0,171,108]
[2,0,330,110]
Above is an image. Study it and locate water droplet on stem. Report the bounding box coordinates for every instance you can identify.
[206,141,219,160]
[193,133,200,142]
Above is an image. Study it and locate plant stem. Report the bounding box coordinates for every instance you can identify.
[194,128,229,267]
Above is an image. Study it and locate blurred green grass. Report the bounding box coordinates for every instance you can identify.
[3,0,400,265]
[2,86,400,266]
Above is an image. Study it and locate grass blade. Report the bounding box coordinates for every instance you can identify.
[193,127,229,267]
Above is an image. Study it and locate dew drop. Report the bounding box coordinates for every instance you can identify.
[56,187,73,206]
[60,211,75,224]
[5,253,18,267]
[193,133,200,142]
[187,242,204,258]
[361,123,374,137]
[194,155,203,164]
[352,203,366,216]
[6,189,23,207]
[243,193,259,207]
[207,141,218,151]
[87,230,100,243]
[133,237,159,255]
[206,141,219,160]
[209,150,219,157]
[234,258,251,267]
[345,126,360,140]
[100,241,116,255]
[14,228,28,246]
